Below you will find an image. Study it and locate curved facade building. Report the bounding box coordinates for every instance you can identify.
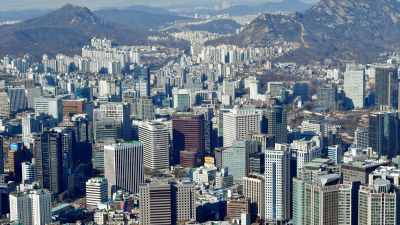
[180,149,198,168]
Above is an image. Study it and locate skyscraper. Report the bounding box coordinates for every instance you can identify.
[243,174,265,220]
[8,88,26,113]
[293,82,309,101]
[368,112,399,159]
[172,113,205,165]
[95,102,131,141]
[86,177,108,207]
[104,141,144,197]
[9,188,52,225]
[355,127,368,149]
[344,69,365,109]
[138,96,154,121]
[262,106,287,144]
[139,121,169,170]
[0,136,3,175]
[265,144,291,223]
[0,92,9,119]
[76,86,93,102]
[375,67,398,110]
[222,138,250,181]
[34,131,64,194]
[35,96,63,123]
[223,108,261,147]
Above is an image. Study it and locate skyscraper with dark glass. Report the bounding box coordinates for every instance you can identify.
[375,67,398,111]
[76,86,93,102]
[368,112,400,159]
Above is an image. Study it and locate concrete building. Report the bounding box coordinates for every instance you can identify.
[262,106,287,144]
[249,80,260,99]
[0,92,9,119]
[223,108,261,147]
[327,145,341,164]
[62,100,86,116]
[9,188,52,225]
[22,162,35,184]
[35,96,63,123]
[104,141,144,197]
[344,69,365,109]
[341,161,389,185]
[243,174,265,220]
[8,88,26,113]
[315,84,342,110]
[139,179,196,225]
[290,139,321,176]
[375,67,398,110]
[264,144,291,223]
[95,102,131,142]
[355,127,368,149]
[268,82,287,104]
[138,96,154,121]
[138,121,169,170]
[222,139,250,181]
[226,198,250,221]
[86,177,108,207]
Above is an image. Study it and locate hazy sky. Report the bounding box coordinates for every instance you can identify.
[1,0,319,10]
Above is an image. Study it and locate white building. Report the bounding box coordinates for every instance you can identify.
[138,121,169,170]
[249,80,260,100]
[290,139,321,174]
[22,162,35,184]
[9,189,52,225]
[326,69,341,80]
[192,166,218,184]
[86,177,108,206]
[265,144,291,222]
[95,103,131,141]
[328,145,341,164]
[223,108,261,147]
[243,174,265,220]
[344,69,365,109]
[34,96,63,123]
[104,141,144,198]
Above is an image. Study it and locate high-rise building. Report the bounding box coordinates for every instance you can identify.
[86,177,108,207]
[35,95,63,123]
[104,141,144,197]
[249,80,260,99]
[226,198,251,221]
[355,127,368,149]
[368,112,399,159]
[172,113,205,165]
[344,69,365,109]
[138,96,154,121]
[138,121,169,170]
[290,139,321,176]
[95,102,131,141]
[132,66,150,96]
[223,80,235,102]
[223,108,261,147]
[375,67,398,110]
[139,178,196,225]
[0,136,3,175]
[93,119,123,142]
[222,138,250,181]
[293,82,309,101]
[22,162,35,184]
[341,161,388,185]
[34,131,64,194]
[26,87,42,110]
[304,174,354,225]
[9,79,35,89]
[62,99,86,116]
[327,145,341,164]
[268,82,287,104]
[8,88,26,113]
[315,84,342,110]
[22,113,57,149]
[9,188,52,225]
[243,174,265,220]
[262,106,287,144]
[265,144,291,223]
[76,86,93,102]
[0,92,9,119]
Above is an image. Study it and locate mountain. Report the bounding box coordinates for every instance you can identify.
[209,5,258,16]
[0,9,51,22]
[0,4,187,62]
[207,0,400,63]
[256,0,314,13]
[182,19,242,34]
[125,5,177,15]
[94,9,193,30]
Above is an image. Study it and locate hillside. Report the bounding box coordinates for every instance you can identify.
[0,4,188,62]
[94,9,193,30]
[0,9,51,22]
[207,0,400,64]
[182,19,242,34]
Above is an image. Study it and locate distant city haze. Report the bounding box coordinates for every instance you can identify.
[0,0,318,10]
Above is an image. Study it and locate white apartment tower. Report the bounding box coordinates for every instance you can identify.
[9,189,52,225]
[104,141,144,198]
[223,108,261,147]
[265,144,291,223]
[86,177,108,206]
[138,121,169,170]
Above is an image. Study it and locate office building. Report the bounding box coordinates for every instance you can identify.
[223,108,261,147]
[355,127,368,149]
[139,178,196,225]
[293,82,309,101]
[9,79,35,89]
[76,86,93,102]
[243,174,265,220]
[327,145,341,164]
[138,96,154,121]
[262,106,287,144]
[26,87,42,109]
[22,162,35,184]
[290,139,321,176]
[132,66,150,96]
[375,67,398,110]
[304,174,354,225]
[86,177,108,207]
[315,84,342,110]
[9,188,52,225]
[226,198,250,221]
[359,179,398,225]
[222,138,250,181]
[245,132,275,153]
[104,141,144,197]
[8,147,28,183]
[342,161,389,185]
[0,92,9,119]
[344,69,365,109]
[95,102,131,141]
[249,152,265,174]
[292,176,310,225]
[62,100,86,116]
[0,137,3,174]
[94,119,123,142]
[264,144,291,223]
[8,88,26,113]
[369,112,399,159]
[180,149,199,168]
[35,96,63,123]
[138,121,169,169]
[268,82,287,104]
[34,131,64,194]
[249,80,260,99]
[223,80,235,102]
[172,113,205,165]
